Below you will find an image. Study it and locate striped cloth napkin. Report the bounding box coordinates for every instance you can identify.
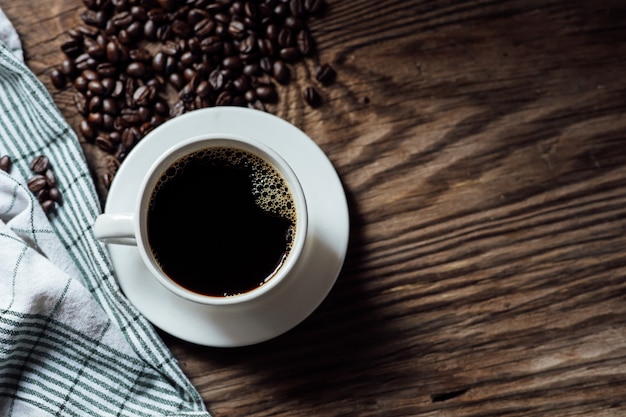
[0,16,210,417]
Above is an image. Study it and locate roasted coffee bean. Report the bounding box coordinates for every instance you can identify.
[195,18,215,37]
[87,43,106,58]
[133,85,155,107]
[316,63,336,85]
[45,168,57,187]
[296,29,314,56]
[143,19,157,40]
[152,51,166,73]
[243,63,260,76]
[97,63,117,78]
[127,62,148,78]
[279,47,301,62]
[0,155,11,173]
[88,112,104,126]
[79,119,96,141]
[60,59,77,77]
[82,69,99,81]
[222,55,242,71]
[169,72,185,90]
[88,79,105,95]
[48,187,62,203]
[228,19,245,38]
[290,0,306,17]
[256,85,278,102]
[103,42,117,65]
[172,19,192,38]
[30,155,50,174]
[232,75,250,92]
[41,199,56,213]
[61,39,82,58]
[101,77,116,96]
[273,60,290,84]
[195,80,211,97]
[111,80,124,98]
[112,11,133,28]
[305,0,326,14]
[259,56,272,73]
[27,175,48,192]
[89,96,103,112]
[102,98,118,114]
[209,69,225,90]
[50,68,67,89]
[304,86,321,108]
[37,188,50,203]
[130,47,152,62]
[74,93,88,116]
[96,135,116,153]
[127,21,144,40]
[284,15,304,30]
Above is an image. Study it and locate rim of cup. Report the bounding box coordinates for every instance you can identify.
[135,133,308,306]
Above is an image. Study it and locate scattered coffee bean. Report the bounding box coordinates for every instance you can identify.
[304,86,322,108]
[316,63,336,86]
[52,0,336,189]
[27,155,62,214]
[49,68,67,89]
[27,175,48,193]
[0,155,11,173]
[30,155,50,174]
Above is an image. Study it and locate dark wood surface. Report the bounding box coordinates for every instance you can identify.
[3,0,626,415]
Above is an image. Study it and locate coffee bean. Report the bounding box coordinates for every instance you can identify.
[172,19,192,38]
[273,60,290,85]
[60,59,77,77]
[195,18,215,37]
[304,86,322,108]
[96,135,116,153]
[127,62,148,78]
[45,168,57,187]
[102,98,118,114]
[49,187,62,203]
[61,39,82,58]
[279,47,301,62]
[49,68,67,89]
[305,0,326,14]
[27,175,48,192]
[296,29,315,56]
[88,112,104,126]
[30,155,50,174]
[88,79,105,95]
[0,155,11,173]
[256,85,278,103]
[316,63,336,85]
[97,63,117,78]
[89,96,103,112]
[222,55,242,71]
[79,119,96,141]
[41,200,56,214]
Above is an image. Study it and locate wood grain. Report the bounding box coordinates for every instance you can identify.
[2,0,626,416]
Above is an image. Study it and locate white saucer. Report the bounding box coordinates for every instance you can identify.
[104,107,349,347]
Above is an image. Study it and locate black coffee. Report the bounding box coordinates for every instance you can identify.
[147,146,297,297]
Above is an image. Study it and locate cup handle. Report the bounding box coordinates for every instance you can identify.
[93,212,137,245]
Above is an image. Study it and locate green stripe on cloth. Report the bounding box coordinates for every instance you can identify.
[0,42,210,416]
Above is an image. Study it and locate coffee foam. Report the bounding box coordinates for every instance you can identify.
[151,145,297,226]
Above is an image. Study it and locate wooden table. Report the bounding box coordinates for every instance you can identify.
[3,0,626,415]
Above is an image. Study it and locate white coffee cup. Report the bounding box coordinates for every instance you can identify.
[94,133,308,307]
